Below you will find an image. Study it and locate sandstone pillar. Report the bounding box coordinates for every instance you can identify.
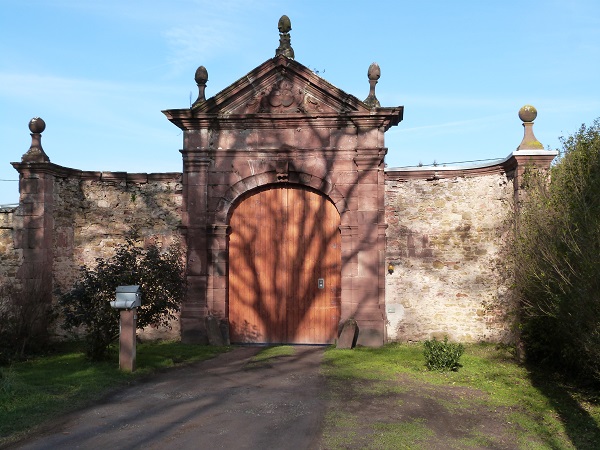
[180,151,212,344]
[11,118,54,306]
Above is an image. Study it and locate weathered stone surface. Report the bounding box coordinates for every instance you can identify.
[0,208,21,280]
[51,174,183,298]
[219,318,231,346]
[385,173,514,343]
[337,318,359,349]
[205,315,225,346]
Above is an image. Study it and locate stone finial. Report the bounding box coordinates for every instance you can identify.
[194,66,208,105]
[363,62,381,108]
[22,117,50,163]
[517,105,543,150]
[275,15,294,59]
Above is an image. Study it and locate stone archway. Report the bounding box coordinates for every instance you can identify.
[163,53,403,346]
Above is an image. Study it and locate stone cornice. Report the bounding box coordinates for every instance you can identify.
[162,110,403,132]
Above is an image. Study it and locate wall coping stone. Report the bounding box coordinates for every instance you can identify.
[11,161,182,183]
[385,150,558,180]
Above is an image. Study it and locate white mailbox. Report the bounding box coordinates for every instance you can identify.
[110,285,142,309]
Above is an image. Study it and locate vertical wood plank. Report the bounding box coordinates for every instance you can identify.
[229,186,340,344]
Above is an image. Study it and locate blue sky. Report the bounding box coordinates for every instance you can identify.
[1,0,599,204]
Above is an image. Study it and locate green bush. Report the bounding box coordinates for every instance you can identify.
[423,336,464,372]
[512,118,600,382]
[58,235,185,360]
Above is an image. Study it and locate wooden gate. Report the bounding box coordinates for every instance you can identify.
[228,185,341,344]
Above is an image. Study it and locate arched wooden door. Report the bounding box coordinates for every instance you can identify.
[228,185,341,344]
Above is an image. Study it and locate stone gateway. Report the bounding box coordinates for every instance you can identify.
[0,17,557,346]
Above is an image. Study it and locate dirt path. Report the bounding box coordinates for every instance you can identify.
[321,375,520,449]
[13,347,327,450]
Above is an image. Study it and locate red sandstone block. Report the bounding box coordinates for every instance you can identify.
[25,215,45,229]
[294,127,330,149]
[358,196,381,211]
[287,171,301,183]
[247,158,275,176]
[20,247,48,262]
[212,261,226,276]
[357,129,383,148]
[207,196,221,213]
[333,184,358,200]
[212,130,235,149]
[356,210,379,224]
[356,170,379,184]
[231,160,254,179]
[227,129,257,149]
[358,250,381,277]
[186,172,205,187]
[328,187,344,203]
[350,278,379,301]
[341,262,358,277]
[256,171,277,186]
[212,275,227,289]
[230,180,248,197]
[186,250,206,276]
[186,274,209,293]
[331,128,357,150]
[211,288,226,310]
[20,178,38,194]
[215,199,231,222]
[207,183,230,198]
[333,158,357,172]
[298,173,312,185]
[184,130,201,148]
[257,129,295,148]
[305,158,331,179]
[244,175,259,189]
[332,171,359,185]
[308,176,324,190]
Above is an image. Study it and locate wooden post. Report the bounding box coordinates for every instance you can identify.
[119,309,137,372]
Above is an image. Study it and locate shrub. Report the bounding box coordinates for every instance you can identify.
[58,235,185,360]
[423,336,464,372]
[512,118,600,382]
[0,270,54,364]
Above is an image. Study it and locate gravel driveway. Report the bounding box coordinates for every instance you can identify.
[13,346,326,450]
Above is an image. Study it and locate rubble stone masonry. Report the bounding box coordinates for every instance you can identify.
[385,170,514,342]
[51,172,184,295]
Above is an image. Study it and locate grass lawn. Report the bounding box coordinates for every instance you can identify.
[321,343,600,449]
[0,340,230,446]
[3,341,599,449]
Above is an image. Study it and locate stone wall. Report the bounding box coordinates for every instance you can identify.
[384,168,515,343]
[0,207,21,282]
[51,172,184,293]
[45,170,183,340]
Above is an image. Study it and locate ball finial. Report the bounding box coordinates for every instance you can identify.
[517,105,543,150]
[22,117,49,162]
[518,105,537,123]
[29,117,46,134]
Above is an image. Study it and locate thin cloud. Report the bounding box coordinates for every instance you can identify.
[398,113,511,134]
[164,23,233,72]
[0,72,181,101]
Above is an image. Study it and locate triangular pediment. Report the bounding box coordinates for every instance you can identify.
[192,55,370,116]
